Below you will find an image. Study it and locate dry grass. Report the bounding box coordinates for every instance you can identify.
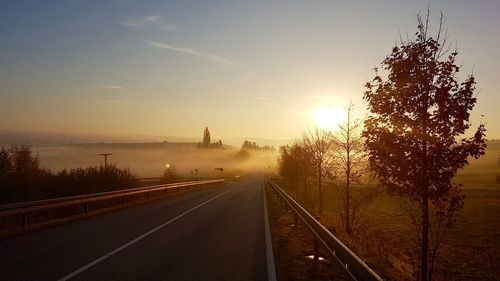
[265,185,350,281]
[277,176,499,281]
[276,142,500,280]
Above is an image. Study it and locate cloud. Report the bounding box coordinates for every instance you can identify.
[145,15,161,21]
[96,99,130,104]
[147,40,237,66]
[257,96,269,100]
[121,15,177,31]
[99,85,123,89]
[121,21,145,28]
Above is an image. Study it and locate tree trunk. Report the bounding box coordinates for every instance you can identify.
[421,88,430,281]
[318,165,323,215]
[345,106,352,234]
[304,175,307,200]
[345,169,351,234]
[420,194,429,281]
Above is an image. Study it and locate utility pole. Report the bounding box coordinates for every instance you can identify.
[98,153,112,167]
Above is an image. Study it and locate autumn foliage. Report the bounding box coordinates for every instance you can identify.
[362,14,486,281]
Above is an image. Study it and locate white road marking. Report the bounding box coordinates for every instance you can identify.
[263,183,277,281]
[57,187,236,281]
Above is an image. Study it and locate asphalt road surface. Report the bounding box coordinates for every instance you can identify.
[0,176,276,281]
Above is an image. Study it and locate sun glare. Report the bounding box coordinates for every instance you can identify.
[312,106,346,131]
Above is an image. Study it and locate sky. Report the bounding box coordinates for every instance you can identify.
[1,0,499,144]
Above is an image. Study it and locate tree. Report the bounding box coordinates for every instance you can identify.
[278,145,301,190]
[304,127,333,215]
[278,140,313,198]
[235,149,250,161]
[10,145,41,177]
[241,140,275,151]
[297,138,312,200]
[203,127,211,147]
[53,165,139,195]
[497,154,500,192]
[331,103,369,234]
[363,12,486,281]
[161,165,179,184]
[198,127,224,149]
[0,145,48,202]
[289,143,306,196]
[0,147,12,183]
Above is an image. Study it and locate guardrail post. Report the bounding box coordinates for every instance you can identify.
[312,216,320,270]
[122,196,125,205]
[147,191,150,199]
[267,179,384,281]
[85,203,89,214]
[313,237,319,270]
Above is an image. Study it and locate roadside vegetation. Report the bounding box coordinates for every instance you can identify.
[265,186,350,281]
[161,164,180,184]
[273,175,498,280]
[276,10,497,281]
[0,145,139,204]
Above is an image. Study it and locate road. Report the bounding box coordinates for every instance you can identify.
[0,176,275,281]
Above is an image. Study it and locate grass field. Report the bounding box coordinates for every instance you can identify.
[282,185,499,280]
[279,140,500,280]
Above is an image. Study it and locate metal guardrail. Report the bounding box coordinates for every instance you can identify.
[267,179,383,281]
[0,179,224,227]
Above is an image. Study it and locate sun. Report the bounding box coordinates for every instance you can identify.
[312,106,346,131]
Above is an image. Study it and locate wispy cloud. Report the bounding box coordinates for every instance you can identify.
[257,96,269,100]
[96,99,130,104]
[121,15,177,31]
[147,40,237,66]
[145,15,161,21]
[121,21,145,28]
[99,85,123,89]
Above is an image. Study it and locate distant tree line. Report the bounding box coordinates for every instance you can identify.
[197,127,224,149]
[241,140,275,151]
[234,149,250,161]
[0,145,139,204]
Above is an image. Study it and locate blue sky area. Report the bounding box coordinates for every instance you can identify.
[1,0,499,143]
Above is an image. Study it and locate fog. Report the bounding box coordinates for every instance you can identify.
[32,142,279,178]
